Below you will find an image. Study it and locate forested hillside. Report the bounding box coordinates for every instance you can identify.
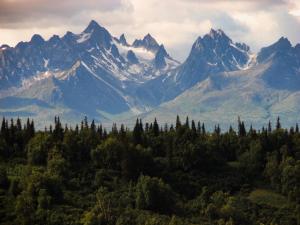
[0,116,300,225]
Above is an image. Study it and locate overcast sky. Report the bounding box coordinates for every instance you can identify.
[0,0,300,61]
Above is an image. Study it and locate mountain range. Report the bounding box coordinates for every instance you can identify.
[1,20,300,128]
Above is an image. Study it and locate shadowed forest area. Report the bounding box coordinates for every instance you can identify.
[0,116,300,225]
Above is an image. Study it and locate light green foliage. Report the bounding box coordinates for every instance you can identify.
[248,189,288,208]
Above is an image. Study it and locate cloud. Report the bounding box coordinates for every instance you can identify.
[0,0,128,28]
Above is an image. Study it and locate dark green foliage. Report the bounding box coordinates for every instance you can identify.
[26,133,51,165]
[0,116,300,225]
[0,167,9,189]
[135,175,175,214]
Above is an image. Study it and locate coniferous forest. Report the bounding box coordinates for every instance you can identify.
[0,116,300,225]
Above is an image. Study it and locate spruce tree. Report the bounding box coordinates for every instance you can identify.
[185,116,190,129]
[197,121,201,134]
[139,119,144,132]
[268,121,272,133]
[175,115,181,130]
[191,120,196,133]
[276,117,281,130]
[133,118,142,144]
[91,120,96,133]
[201,123,206,135]
[153,118,159,136]
[16,118,22,131]
[98,124,103,138]
[1,117,6,137]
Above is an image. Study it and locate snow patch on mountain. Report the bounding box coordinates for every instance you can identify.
[77,32,91,43]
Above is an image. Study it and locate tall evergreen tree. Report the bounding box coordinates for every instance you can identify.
[133,119,142,144]
[238,118,246,137]
[268,121,272,133]
[176,115,181,130]
[0,117,7,138]
[202,123,206,135]
[153,118,159,136]
[139,119,144,133]
[91,120,96,133]
[191,120,196,133]
[296,123,299,133]
[197,121,201,134]
[185,117,190,129]
[53,117,63,141]
[16,118,22,131]
[276,117,281,130]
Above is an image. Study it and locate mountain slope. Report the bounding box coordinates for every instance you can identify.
[140,37,300,128]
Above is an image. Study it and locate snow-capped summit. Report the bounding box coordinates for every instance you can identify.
[170,29,251,89]
[80,20,112,49]
[0,44,10,50]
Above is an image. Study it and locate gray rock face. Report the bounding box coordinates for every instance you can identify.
[132,34,160,52]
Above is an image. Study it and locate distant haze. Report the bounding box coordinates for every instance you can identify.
[0,0,300,61]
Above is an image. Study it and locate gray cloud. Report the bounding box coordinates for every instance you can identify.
[0,0,126,28]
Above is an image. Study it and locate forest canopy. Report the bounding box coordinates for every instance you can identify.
[0,116,300,225]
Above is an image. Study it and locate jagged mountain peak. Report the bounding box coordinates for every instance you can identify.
[276,37,292,47]
[172,29,251,91]
[132,33,160,52]
[154,45,169,69]
[192,28,249,54]
[119,34,129,46]
[208,28,227,38]
[0,44,10,50]
[83,20,110,36]
[158,44,167,53]
[127,50,139,64]
[204,28,231,44]
[236,42,250,52]
[143,33,156,42]
[77,20,112,48]
[143,33,159,49]
[257,36,293,63]
[264,37,292,52]
[48,35,61,44]
[84,20,103,33]
[62,31,76,42]
[30,34,45,45]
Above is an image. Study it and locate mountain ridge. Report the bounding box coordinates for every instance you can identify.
[1,20,300,128]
